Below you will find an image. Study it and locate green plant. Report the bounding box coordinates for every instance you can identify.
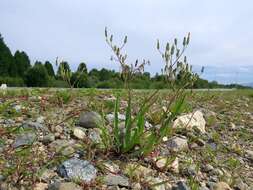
[55,90,72,105]
[100,28,196,156]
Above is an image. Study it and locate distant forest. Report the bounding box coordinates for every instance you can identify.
[0,34,248,89]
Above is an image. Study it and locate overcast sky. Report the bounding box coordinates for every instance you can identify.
[0,0,252,84]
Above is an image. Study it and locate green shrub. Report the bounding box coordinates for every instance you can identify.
[24,64,49,87]
[0,77,25,87]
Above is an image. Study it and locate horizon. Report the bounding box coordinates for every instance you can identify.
[0,0,252,84]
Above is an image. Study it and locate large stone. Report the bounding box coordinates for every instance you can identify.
[13,132,36,148]
[173,110,206,133]
[104,173,129,187]
[58,158,97,183]
[166,136,188,152]
[79,111,102,128]
[48,182,82,190]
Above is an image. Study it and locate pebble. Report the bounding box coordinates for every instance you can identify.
[104,173,129,187]
[166,136,188,152]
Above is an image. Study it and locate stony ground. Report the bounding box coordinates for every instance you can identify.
[0,88,252,190]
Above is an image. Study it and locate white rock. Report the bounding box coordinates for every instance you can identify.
[173,110,206,133]
[73,127,86,140]
[0,84,7,89]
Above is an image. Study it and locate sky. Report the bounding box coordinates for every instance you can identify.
[0,0,252,84]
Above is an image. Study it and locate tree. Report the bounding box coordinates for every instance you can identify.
[34,61,43,66]
[0,34,14,76]
[57,61,71,77]
[13,50,31,78]
[25,64,49,87]
[44,61,55,77]
[77,62,87,74]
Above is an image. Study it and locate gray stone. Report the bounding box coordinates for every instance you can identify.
[79,111,102,128]
[48,182,82,190]
[42,133,55,144]
[88,128,101,143]
[104,174,129,187]
[245,150,253,161]
[202,164,214,173]
[172,181,190,190]
[13,132,36,148]
[106,113,126,123]
[166,136,188,152]
[234,178,249,190]
[22,121,47,132]
[58,158,97,183]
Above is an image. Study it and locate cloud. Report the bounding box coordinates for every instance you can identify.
[0,0,252,83]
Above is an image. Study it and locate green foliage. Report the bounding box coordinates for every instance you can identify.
[55,90,72,104]
[24,64,49,87]
[0,77,25,87]
[13,50,31,78]
[0,34,14,76]
[44,61,55,77]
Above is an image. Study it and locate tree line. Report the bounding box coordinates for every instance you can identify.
[0,33,248,89]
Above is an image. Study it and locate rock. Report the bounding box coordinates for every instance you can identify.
[234,178,248,190]
[48,182,82,190]
[132,183,142,190]
[58,158,97,183]
[88,128,101,143]
[155,157,179,173]
[245,149,253,161]
[166,136,188,152]
[146,176,168,190]
[0,174,5,181]
[36,116,45,124]
[22,121,46,132]
[106,113,126,123]
[39,169,57,182]
[202,164,214,173]
[103,161,120,173]
[124,163,153,179]
[49,139,75,153]
[173,110,206,133]
[0,84,7,89]
[42,133,55,144]
[104,174,129,187]
[213,182,232,190]
[13,132,36,148]
[73,127,86,140]
[173,181,190,190]
[13,105,22,112]
[55,125,63,133]
[34,183,48,190]
[79,111,102,128]
[229,122,236,130]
